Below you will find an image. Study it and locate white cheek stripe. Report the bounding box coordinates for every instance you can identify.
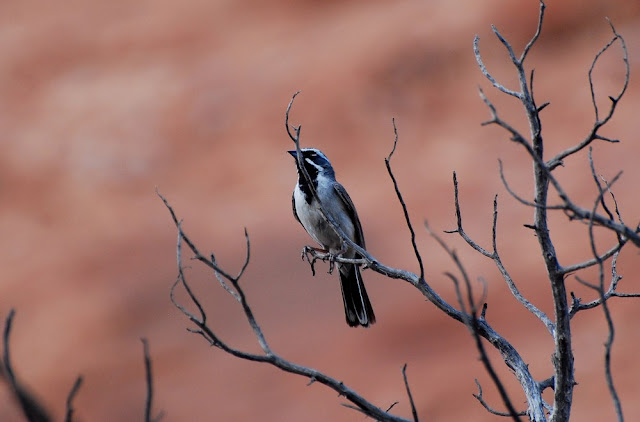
[305,158,324,171]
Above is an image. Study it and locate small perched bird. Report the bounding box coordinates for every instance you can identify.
[288,148,375,327]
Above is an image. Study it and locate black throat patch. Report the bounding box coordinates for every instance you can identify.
[297,161,319,205]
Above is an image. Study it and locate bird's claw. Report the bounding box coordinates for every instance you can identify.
[301,245,329,276]
[301,245,347,276]
[326,252,337,274]
[326,242,348,274]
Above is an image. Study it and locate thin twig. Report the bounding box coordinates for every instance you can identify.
[588,19,629,125]
[386,119,425,282]
[386,401,400,413]
[568,250,639,317]
[142,338,163,422]
[478,89,529,147]
[157,188,240,279]
[520,1,546,63]
[285,91,302,144]
[64,376,83,422]
[2,310,51,422]
[474,37,522,99]
[547,20,630,170]
[174,221,207,322]
[402,364,419,422]
[446,172,493,258]
[588,148,616,224]
[498,160,564,210]
[473,379,528,418]
[583,156,624,421]
[562,241,624,276]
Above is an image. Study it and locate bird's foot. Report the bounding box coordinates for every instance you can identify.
[326,252,338,274]
[301,245,350,275]
[301,246,328,276]
[325,243,349,275]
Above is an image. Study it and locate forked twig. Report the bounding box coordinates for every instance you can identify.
[425,221,523,422]
[473,379,528,418]
[548,20,630,170]
[447,172,555,336]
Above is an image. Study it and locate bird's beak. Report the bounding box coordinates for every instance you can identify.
[287,150,298,158]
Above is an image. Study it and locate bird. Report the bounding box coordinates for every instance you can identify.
[288,148,375,327]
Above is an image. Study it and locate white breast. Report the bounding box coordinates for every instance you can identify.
[293,179,356,254]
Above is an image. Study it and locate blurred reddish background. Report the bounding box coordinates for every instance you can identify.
[1,0,640,420]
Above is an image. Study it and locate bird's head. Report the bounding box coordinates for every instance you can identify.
[287,148,335,179]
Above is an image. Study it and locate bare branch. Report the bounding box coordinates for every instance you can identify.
[520,1,546,63]
[473,37,522,99]
[448,173,555,336]
[142,338,164,422]
[446,172,493,258]
[425,222,523,422]
[597,279,623,422]
[478,88,529,147]
[560,149,628,275]
[3,310,52,422]
[568,249,639,317]
[173,221,207,322]
[542,166,639,246]
[580,242,623,420]
[498,160,564,211]
[573,142,626,421]
[64,376,83,422]
[285,90,302,144]
[476,21,640,250]
[538,376,554,393]
[157,188,240,279]
[386,401,400,413]
[473,3,579,419]
[386,119,425,281]
[547,21,630,170]
[491,25,520,69]
[237,228,251,280]
[562,241,624,276]
[588,19,629,126]
[160,192,413,421]
[161,184,544,420]
[211,252,242,302]
[588,148,623,244]
[402,364,419,422]
[473,379,529,418]
[601,174,624,226]
[477,0,546,125]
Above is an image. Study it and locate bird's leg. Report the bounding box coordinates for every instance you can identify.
[301,245,328,276]
[301,244,352,275]
[325,242,349,275]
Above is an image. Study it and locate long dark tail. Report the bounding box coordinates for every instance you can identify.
[338,263,375,327]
